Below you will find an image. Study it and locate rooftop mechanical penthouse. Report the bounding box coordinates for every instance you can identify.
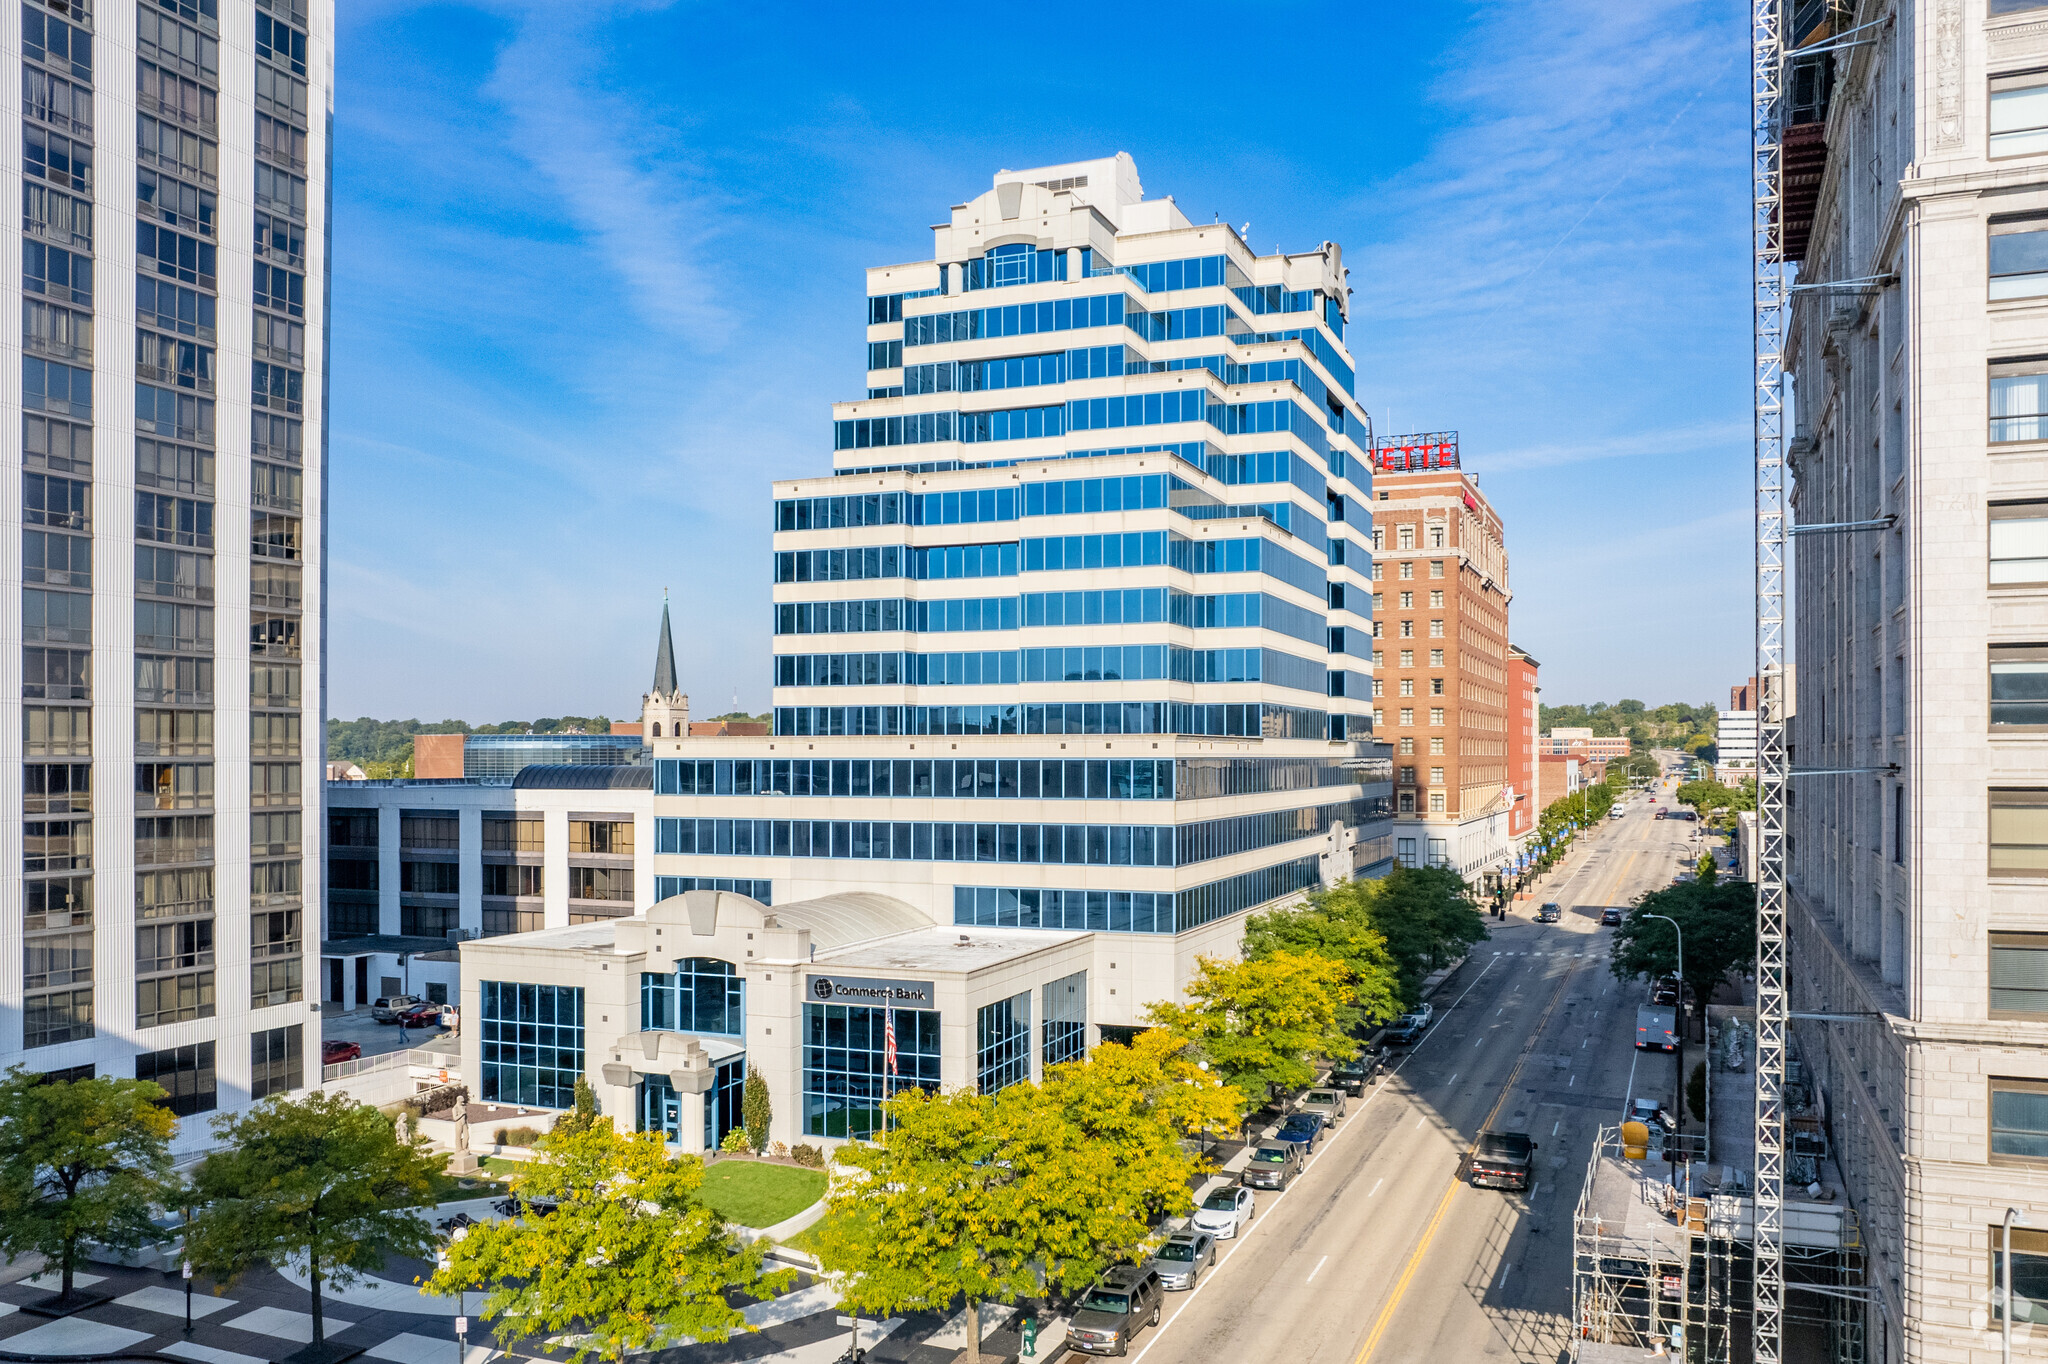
[461,155,1393,1151]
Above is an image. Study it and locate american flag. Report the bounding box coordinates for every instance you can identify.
[884,1003,898,1076]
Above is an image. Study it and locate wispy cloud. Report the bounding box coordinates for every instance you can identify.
[1482,418,1751,474]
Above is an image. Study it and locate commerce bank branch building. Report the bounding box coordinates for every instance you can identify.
[457,154,1391,1151]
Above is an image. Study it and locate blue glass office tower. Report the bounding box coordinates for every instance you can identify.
[651,155,1389,974]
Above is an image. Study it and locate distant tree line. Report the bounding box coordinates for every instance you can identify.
[1539,699,1719,752]
[327,716,619,777]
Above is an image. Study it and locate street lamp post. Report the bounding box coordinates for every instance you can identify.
[1643,912,1687,1141]
[2006,1207,2028,1364]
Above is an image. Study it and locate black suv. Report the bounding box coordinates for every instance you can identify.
[1536,902,1562,923]
[1066,1265,1164,1356]
[1470,1131,1537,1191]
[1601,907,1624,926]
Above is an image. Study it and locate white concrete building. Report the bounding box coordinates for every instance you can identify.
[461,157,1395,1150]
[1782,2,2048,1358]
[3,0,331,1140]
[1715,708,1758,785]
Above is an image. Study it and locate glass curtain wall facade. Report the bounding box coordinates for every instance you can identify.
[651,160,1392,945]
[7,0,328,1118]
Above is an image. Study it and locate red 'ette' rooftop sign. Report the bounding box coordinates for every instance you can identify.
[1371,431,1460,472]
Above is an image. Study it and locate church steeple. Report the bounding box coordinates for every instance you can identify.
[652,596,679,696]
[640,594,689,743]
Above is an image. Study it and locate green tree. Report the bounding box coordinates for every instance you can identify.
[1687,1063,1709,1123]
[552,1077,605,1139]
[1042,1029,1243,1219]
[428,1122,791,1364]
[187,1092,444,1352]
[1696,853,1718,885]
[1361,867,1491,1003]
[1243,884,1403,1034]
[819,1083,1150,1364]
[1143,951,1354,1105]
[742,1066,772,1155]
[0,1069,176,1302]
[1609,879,1760,1028]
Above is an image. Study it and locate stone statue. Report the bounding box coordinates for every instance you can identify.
[447,1099,478,1175]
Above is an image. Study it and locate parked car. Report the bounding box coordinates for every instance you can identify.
[1654,809,1669,820]
[1470,1131,1537,1191]
[1636,1005,1678,1052]
[1330,1054,1379,1096]
[1383,1011,1430,1046]
[1147,1230,1216,1291]
[397,1002,446,1029]
[321,1040,360,1065]
[371,994,423,1022]
[1192,1183,1256,1235]
[1651,977,1683,1006]
[1536,902,1562,923]
[1275,1112,1326,1154]
[1236,1138,1302,1187]
[1601,907,1625,926]
[1066,1265,1164,1357]
[1300,1087,1347,1126]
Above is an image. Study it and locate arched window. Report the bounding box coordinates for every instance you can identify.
[639,957,743,1036]
[651,723,662,737]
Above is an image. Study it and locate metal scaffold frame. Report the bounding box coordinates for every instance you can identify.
[1750,0,1789,1360]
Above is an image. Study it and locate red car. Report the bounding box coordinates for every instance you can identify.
[321,1040,361,1065]
[396,1002,445,1029]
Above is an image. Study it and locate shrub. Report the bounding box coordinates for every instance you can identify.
[743,1066,772,1155]
[769,1141,790,1160]
[494,1126,543,1148]
[1687,1062,1709,1123]
[789,1143,825,1169]
[720,1126,753,1154]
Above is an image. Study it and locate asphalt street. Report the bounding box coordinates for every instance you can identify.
[1132,779,1705,1364]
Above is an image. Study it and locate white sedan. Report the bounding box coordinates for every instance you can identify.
[1190,1185,1255,1239]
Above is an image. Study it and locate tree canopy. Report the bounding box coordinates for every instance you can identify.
[428,1122,790,1364]
[1042,1029,1242,1217]
[1676,778,1757,825]
[1143,950,1355,1102]
[327,715,619,767]
[1540,700,1718,750]
[1609,879,1759,1014]
[187,1092,444,1348]
[1243,884,1404,1032]
[0,1070,176,1301]
[818,1083,1156,1364]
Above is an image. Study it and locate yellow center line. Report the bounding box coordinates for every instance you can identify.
[1350,845,1643,1364]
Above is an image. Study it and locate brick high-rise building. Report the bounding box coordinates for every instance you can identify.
[1507,644,1538,852]
[1368,450,1512,884]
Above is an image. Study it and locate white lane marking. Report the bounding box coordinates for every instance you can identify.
[1582,1038,1589,1049]
[1552,1119,1561,1136]
[1127,955,1502,1364]
[1306,1255,1328,1284]
[1447,1073,1458,1085]
[1474,1036,1484,1048]
[1497,1263,1511,1289]
[1569,1074,1576,1087]
[1368,1178,1383,1198]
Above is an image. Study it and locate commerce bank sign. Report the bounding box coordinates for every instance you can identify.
[806,975,936,1008]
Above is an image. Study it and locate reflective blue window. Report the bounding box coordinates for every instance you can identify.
[976,992,1031,1094]
[1042,972,1087,1070]
[479,981,584,1109]
[653,874,772,903]
[639,957,743,1036]
[804,1002,940,1139]
[961,243,1066,291]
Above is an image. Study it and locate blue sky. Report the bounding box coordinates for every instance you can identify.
[328,0,1753,723]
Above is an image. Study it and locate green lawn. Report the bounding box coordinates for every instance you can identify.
[779,1207,850,1259]
[697,1161,826,1228]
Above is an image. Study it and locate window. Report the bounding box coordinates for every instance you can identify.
[483,863,543,897]
[482,815,542,851]
[1991,359,2048,442]
[1994,1077,2048,1162]
[26,930,93,990]
[1993,76,2048,158]
[1431,678,1445,696]
[1993,645,2048,727]
[803,1002,940,1139]
[24,988,92,1049]
[1994,217,2048,300]
[23,648,89,701]
[1398,791,1415,812]
[1398,591,1413,609]
[1399,562,1414,580]
[1399,737,1414,755]
[479,982,584,1109]
[400,860,458,895]
[1430,708,1445,726]
[1397,525,1415,550]
[1894,782,1906,865]
[1993,502,2048,585]
[571,819,633,854]
[330,810,376,847]
[137,970,214,1026]
[1042,971,1088,1070]
[640,958,743,1036]
[251,956,302,1007]
[1399,621,1413,638]
[1992,789,2048,876]
[1396,837,1416,866]
[1431,767,1445,785]
[1399,708,1414,726]
[977,991,1031,1094]
[569,866,631,901]
[1399,679,1414,697]
[1430,619,1445,638]
[400,813,458,850]
[1429,791,1447,813]
[252,1026,302,1099]
[137,1041,215,1117]
[1399,766,1416,784]
[1430,649,1445,667]
[1430,590,1445,608]
[1399,649,1414,667]
[1993,935,2048,1017]
[1431,737,1445,756]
